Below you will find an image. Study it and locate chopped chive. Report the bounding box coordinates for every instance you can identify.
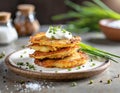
[51,36,54,39]
[21,45,26,48]
[57,25,62,29]
[89,80,93,84]
[107,79,112,84]
[49,30,52,33]
[19,80,25,84]
[90,59,93,62]
[27,64,35,70]
[91,63,96,67]
[68,68,72,71]
[71,82,77,87]
[0,51,5,59]
[62,29,66,33]
[20,55,23,58]
[25,68,28,69]
[26,62,29,66]
[77,66,81,70]
[53,32,56,34]
[17,62,24,66]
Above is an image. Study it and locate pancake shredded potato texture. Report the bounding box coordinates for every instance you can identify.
[29,32,88,68]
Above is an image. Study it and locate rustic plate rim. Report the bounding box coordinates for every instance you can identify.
[5,49,111,80]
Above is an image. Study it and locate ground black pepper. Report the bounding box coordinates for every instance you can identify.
[3,76,5,79]
[99,80,102,83]
[3,80,6,83]
[5,69,7,72]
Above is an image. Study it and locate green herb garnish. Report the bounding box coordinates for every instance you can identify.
[89,80,93,84]
[91,63,96,67]
[20,55,23,58]
[28,64,35,70]
[68,68,72,71]
[26,62,35,70]
[52,0,120,33]
[71,82,77,87]
[107,79,112,84]
[77,66,81,70]
[0,51,5,59]
[51,36,55,39]
[26,62,29,66]
[21,45,26,48]
[80,42,120,63]
[53,31,56,34]
[17,62,24,66]
[49,30,52,33]
[69,32,71,35]
[90,59,93,62]
[62,29,66,33]
[49,26,68,34]
[19,80,25,84]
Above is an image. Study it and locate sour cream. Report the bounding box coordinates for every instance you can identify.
[45,26,72,39]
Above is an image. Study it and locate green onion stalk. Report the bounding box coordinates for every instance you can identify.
[52,0,120,33]
[80,42,120,63]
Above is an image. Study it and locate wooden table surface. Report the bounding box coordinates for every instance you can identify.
[0,25,120,93]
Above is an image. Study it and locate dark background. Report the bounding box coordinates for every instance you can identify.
[0,0,90,24]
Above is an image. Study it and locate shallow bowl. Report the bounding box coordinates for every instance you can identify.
[99,19,120,41]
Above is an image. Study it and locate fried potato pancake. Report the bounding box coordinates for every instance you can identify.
[30,47,78,59]
[34,51,88,68]
[29,44,58,52]
[30,32,81,47]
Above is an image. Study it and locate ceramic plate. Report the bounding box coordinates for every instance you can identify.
[5,48,110,81]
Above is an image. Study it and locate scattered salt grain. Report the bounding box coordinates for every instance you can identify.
[26,83,41,91]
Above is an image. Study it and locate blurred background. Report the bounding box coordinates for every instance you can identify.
[0,0,90,24]
[0,0,120,40]
[0,0,120,25]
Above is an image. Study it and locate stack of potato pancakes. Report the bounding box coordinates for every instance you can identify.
[29,32,88,68]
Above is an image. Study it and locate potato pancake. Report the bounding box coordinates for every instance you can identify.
[34,51,88,68]
[29,44,58,52]
[30,32,81,48]
[30,46,78,59]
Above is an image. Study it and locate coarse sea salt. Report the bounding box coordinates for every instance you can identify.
[107,20,120,29]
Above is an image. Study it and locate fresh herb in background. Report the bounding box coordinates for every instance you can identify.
[52,0,120,33]
[80,42,120,63]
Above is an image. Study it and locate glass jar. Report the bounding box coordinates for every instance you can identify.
[0,12,18,44]
[14,4,40,36]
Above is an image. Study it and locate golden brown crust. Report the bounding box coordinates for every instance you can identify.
[30,32,81,47]
[30,46,78,59]
[29,32,87,68]
[34,51,88,68]
[29,44,58,52]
